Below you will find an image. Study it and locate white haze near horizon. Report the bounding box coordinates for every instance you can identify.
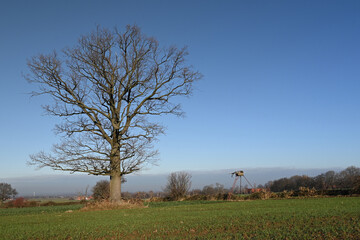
[1,167,344,196]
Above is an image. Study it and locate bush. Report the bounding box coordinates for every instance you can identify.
[215,193,229,200]
[224,193,242,201]
[249,191,265,200]
[275,190,294,199]
[185,194,209,201]
[296,187,317,197]
[13,197,26,207]
[92,180,110,201]
[3,197,27,208]
[248,190,272,200]
[147,197,164,202]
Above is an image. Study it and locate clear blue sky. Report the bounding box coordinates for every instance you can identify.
[0,0,359,179]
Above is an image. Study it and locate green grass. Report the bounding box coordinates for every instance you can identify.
[26,197,81,203]
[0,204,83,216]
[0,197,359,239]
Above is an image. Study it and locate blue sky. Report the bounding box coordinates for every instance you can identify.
[0,0,359,181]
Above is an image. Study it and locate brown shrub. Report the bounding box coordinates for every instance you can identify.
[245,190,274,200]
[146,197,164,202]
[298,187,317,197]
[275,190,295,199]
[13,197,26,207]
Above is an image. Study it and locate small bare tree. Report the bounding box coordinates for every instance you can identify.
[164,172,192,200]
[26,25,201,202]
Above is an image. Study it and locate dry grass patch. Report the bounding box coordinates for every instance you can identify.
[81,199,146,212]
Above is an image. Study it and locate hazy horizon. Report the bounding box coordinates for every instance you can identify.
[2,166,345,196]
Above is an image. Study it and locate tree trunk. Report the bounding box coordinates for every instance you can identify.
[110,140,122,202]
[110,174,122,202]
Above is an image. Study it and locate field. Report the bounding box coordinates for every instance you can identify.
[0,197,359,239]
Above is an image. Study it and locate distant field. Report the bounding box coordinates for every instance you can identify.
[0,197,359,239]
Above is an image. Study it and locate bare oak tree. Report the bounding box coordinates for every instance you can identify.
[26,25,201,202]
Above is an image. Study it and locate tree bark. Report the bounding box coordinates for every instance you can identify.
[110,138,122,202]
[110,174,122,202]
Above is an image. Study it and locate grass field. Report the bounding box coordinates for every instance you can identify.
[0,197,359,239]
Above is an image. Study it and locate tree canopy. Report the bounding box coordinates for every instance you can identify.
[26,25,201,201]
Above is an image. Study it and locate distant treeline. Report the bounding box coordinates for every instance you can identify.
[120,166,360,199]
[263,166,360,192]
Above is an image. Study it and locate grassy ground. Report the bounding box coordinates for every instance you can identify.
[0,197,359,239]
